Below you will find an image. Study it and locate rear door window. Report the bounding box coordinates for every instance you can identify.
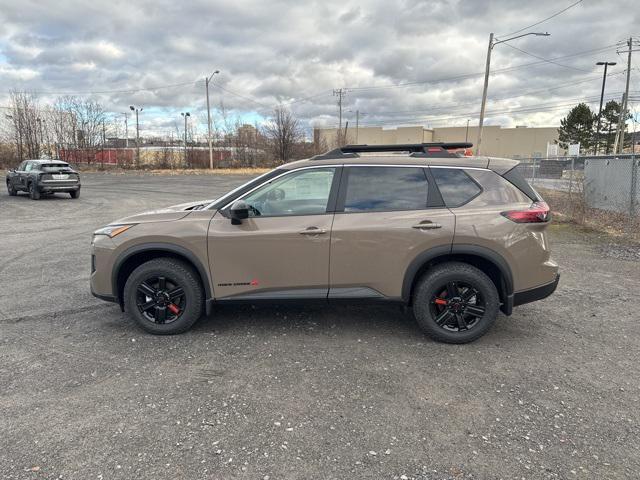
[341,166,428,212]
[430,168,482,207]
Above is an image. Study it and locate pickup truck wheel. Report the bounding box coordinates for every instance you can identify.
[28,182,40,200]
[6,181,17,196]
[69,189,80,199]
[124,258,204,335]
[412,262,499,344]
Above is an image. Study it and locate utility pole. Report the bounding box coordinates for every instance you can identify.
[476,31,550,155]
[465,119,470,143]
[333,88,346,145]
[205,69,220,169]
[181,112,191,168]
[355,110,359,143]
[348,110,366,143]
[130,105,143,167]
[593,61,616,154]
[613,38,639,154]
[122,112,129,148]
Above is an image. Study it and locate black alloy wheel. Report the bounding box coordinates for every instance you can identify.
[136,275,186,324]
[430,281,486,332]
[124,258,204,335]
[412,262,499,344]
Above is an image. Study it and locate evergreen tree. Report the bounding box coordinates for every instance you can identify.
[597,100,631,154]
[557,103,596,151]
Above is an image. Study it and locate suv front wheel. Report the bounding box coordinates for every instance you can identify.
[124,258,204,334]
[413,262,499,344]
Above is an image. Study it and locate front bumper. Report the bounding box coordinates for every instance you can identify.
[513,273,560,307]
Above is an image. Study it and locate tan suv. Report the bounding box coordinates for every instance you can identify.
[91,143,559,343]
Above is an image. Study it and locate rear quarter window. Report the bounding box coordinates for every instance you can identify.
[430,168,482,207]
[503,165,539,201]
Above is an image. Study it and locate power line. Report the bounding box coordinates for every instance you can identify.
[499,43,590,72]
[343,44,618,92]
[208,83,271,109]
[324,97,611,129]
[498,0,584,38]
[346,72,625,118]
[25,81,198,96]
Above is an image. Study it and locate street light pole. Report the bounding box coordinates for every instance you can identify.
[181,112,191,168]
[476,31,550,155]
[205,69,220,169]
[593,61,616,155]
[465,119,470,143]
[130,105,143,167]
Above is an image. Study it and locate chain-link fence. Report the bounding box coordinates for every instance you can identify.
[514,155,640,239]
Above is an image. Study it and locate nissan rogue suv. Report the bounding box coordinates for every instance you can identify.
[90,143,559,343]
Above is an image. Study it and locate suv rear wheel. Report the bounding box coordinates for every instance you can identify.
[124,258,204,335]
[413,262,499,344]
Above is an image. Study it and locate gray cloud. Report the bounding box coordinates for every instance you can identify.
[0,0,638,136]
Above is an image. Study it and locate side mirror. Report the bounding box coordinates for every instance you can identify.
[229,200,249,225]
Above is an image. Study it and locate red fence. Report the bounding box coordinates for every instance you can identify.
[60,148,134,166]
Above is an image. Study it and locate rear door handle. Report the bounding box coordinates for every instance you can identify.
[412,221,442,230]
[299,227,327,235]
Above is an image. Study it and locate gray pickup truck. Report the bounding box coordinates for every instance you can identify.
[6,159,81,200]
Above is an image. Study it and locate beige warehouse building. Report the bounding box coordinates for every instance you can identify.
[314,125,562,158]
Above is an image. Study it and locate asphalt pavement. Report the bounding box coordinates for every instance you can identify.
[1,173,639,479]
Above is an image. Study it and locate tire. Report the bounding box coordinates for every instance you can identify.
[28,182,40,200]
[70,189,80,199]
[7,181,17,196]
[124,258,204,335]
[412,262,499,344]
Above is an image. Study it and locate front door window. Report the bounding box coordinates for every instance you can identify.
[240,168,335,217]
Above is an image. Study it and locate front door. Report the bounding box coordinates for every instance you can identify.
[208,167,340,300]
[329,165,455,299]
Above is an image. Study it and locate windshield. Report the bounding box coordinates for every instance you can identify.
[41,164,71,171]
[206,168,284,210]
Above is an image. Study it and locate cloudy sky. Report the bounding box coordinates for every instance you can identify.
[1,0,638,138]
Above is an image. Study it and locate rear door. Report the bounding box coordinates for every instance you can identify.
[329,165,455,300]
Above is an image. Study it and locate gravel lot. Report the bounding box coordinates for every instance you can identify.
[1,173,639,479]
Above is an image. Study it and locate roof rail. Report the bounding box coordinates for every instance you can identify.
[310,142,473,160]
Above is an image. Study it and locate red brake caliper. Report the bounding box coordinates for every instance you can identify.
[167,303,180,315]
[434,298,447,306]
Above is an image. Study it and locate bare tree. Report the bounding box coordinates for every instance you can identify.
[8,91,42,161]
[263,106,303,164]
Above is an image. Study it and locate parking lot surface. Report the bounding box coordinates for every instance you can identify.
[1,173,639,479]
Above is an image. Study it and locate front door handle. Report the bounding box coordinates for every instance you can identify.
[299,227,327,235]
[412,221,442,230]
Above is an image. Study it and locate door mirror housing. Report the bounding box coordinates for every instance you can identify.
[229,200,249,225]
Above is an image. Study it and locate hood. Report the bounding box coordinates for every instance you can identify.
[112,199,214,224]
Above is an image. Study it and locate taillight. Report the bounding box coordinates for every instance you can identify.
[501,201,550,223]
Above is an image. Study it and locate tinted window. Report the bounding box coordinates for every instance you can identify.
[343,167,428,212]
[431,168,482,207]
[241,168,335,217]
[503,165,539,201]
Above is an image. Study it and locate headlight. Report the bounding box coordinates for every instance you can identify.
[93,224,135,238]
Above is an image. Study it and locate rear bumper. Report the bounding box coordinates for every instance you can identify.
[38,182,80,192]
[513,273,560,307]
